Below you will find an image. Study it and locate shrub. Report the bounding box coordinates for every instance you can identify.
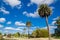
[31,28,49,38]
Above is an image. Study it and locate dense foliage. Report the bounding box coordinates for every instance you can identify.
[13,32,20,37]
[38,4,51,17]
[32,28,49,38]
[55,17,60,37]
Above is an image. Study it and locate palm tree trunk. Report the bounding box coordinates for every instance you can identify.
[28,27,30,39]
[46,16,51,40]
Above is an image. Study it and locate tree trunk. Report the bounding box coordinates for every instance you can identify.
[46,16,51,40]
[28,27,30,39]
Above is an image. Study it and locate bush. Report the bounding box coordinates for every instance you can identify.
[31,28,49,38]
[13,32,20,38]
[7,34,11,38]
[0,35,4,40]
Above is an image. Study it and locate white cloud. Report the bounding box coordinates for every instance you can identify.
[0,24,4,27]
[0,7,9,14]
[31,0,55,5]
[7,21,11,24]
[5,27,14,30]
[51,17,60,26]
[27,3,33,7]
[4,0,21,7]
[23,9,39,18]
[0,18,6,23]
[27,0,56,7]
[41,26,57,30]
[53,17,59,20]
[40,27,47,29]
[49,26,57,34]
[27,3,31,7]
[15,21,26,26]
[4,27,21,31]
[51,21,56,25]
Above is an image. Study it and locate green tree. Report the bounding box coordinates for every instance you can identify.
[38,4,52,40]
[56,17,60,28]
[55,17,60,37]
[40,29,49,37]
[32,28,48,38]
[4,33,6,36]
[13,32,20,37]
[0,32,2,35]
[32,28,41,38]
[26,21,31,38]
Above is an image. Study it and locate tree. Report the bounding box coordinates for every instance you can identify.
[55,17,60,37]
[26,21,31,38]
[56,17,60,28]
[13,32,20,37]
[38,4,52,40]
[32,28,48,38]
[0,32,2,35]
[32,28,41,38]
[4,33,6,36]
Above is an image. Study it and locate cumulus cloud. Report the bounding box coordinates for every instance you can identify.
[27,0,56,7]
[23,11,39,18]
[0,18,6,23]
[4,27,21,31]
[51,21,56,25]
[7,21,11,24]
[51,17,60,25]
[5,27,14,30]
[0,24,4,28]
[15,21,26,26]
[0,7,9,14]
[41,26,57,30]
[23,9,39,18]
[4,0,21,7]
[53,17,59,20]
[31,0,55,5]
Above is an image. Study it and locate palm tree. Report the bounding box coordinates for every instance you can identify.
[38,4,52,40]
[26,21,31,38]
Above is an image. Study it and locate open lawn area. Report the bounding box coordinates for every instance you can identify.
[4,38,60,40]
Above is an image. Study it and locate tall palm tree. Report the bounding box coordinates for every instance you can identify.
[38,4,52,40]
[26,21,31,38]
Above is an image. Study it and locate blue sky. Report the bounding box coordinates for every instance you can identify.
[0,0,60,34]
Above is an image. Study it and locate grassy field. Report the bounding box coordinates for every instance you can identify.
[4,38,60,40]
